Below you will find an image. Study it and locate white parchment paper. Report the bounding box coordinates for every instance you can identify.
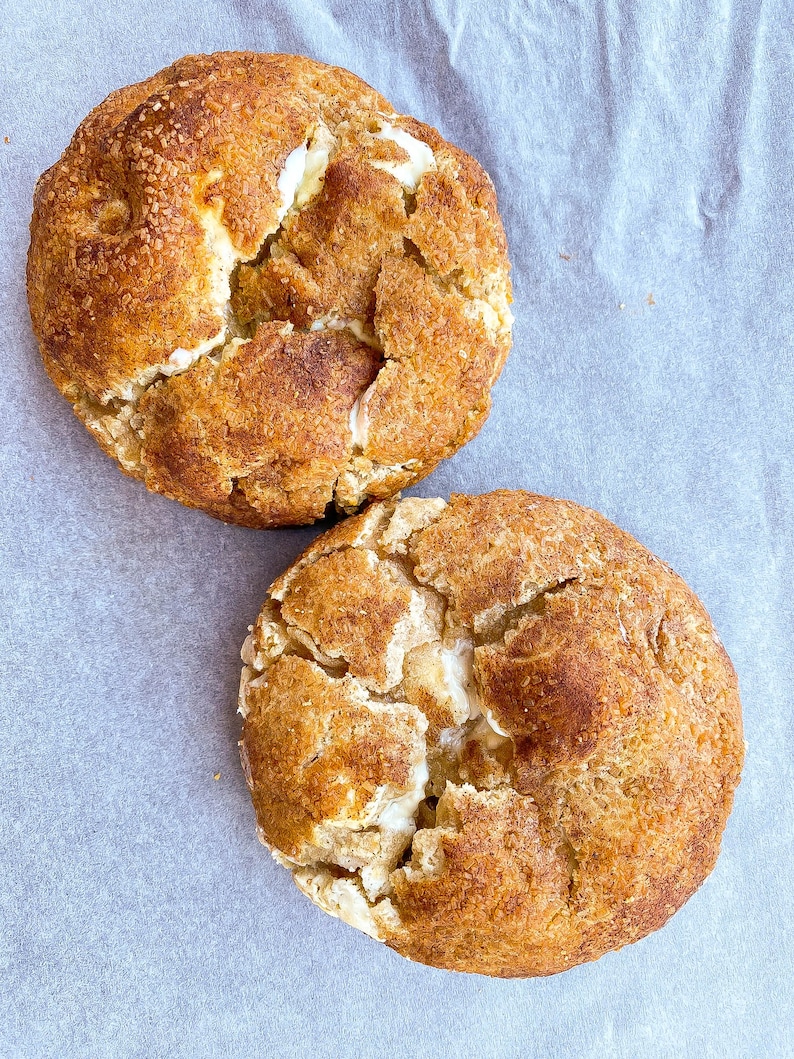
[1,1,792,1056]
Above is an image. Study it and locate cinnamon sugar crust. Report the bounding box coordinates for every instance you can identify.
[27,53,512,527]
[239,491,744,976]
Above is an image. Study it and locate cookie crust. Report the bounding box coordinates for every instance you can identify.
[239,492,744,976]
[27,53,512,527]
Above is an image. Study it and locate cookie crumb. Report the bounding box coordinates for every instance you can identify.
[213,772,221,781]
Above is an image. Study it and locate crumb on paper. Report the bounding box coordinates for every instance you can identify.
[559,251,571,261]
[646,292,656,306]
[3,137,8,144]
[618,303,626,310]
[213,772,221,781]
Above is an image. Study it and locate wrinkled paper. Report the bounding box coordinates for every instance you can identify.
[1,0,791,1055]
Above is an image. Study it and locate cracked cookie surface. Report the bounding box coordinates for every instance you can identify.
[239,491,744,977]
[27,52,512,527]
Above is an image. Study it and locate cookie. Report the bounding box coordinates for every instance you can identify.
[27,53,512,527]
[238,491,744,976]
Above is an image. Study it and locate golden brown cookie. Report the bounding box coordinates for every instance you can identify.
[239,491,744,976]
[27,53,512,527]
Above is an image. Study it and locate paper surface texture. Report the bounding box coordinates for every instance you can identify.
[1,1,791,1056]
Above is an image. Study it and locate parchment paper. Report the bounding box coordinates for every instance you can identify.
[1,1,792,1056]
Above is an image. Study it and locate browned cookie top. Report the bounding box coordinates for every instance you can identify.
[239,491,744,976]
[28,53,512,526]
